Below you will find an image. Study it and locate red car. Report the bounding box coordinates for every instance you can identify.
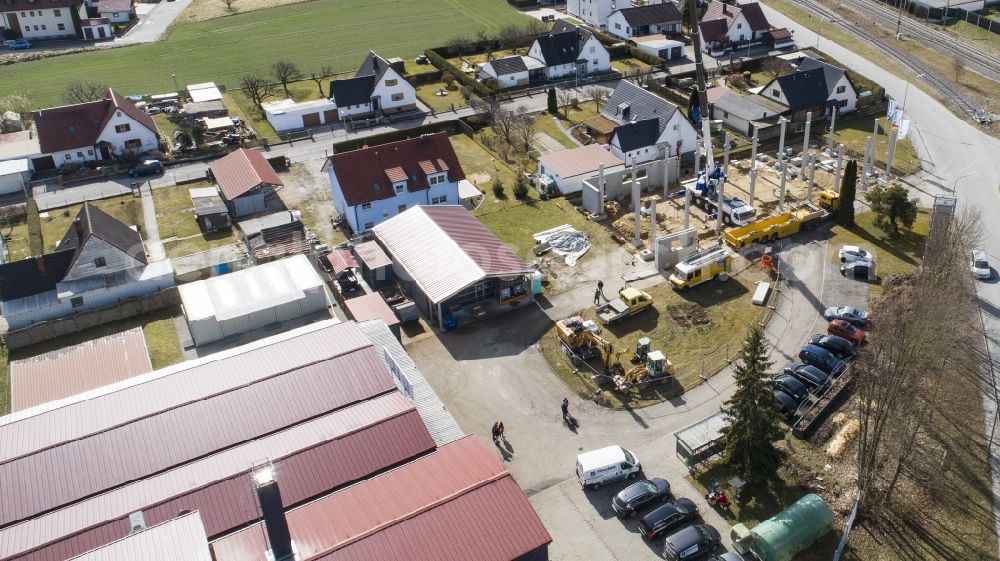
[828,319,865,344]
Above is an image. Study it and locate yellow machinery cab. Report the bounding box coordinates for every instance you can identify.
[669,247,734,290]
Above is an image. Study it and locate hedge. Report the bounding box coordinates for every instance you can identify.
[423,49,497,98]
[506,0,536,7]
[332,120,463,152]
[26,197,43,256]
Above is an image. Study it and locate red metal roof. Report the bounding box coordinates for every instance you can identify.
[323,133,465,207]
[344,293,399,327]
[352,241,392,270]
[210,148,284,201]
[421,205,530,277]
[210,436,551,561]
[31,90,158,155]
[2,395,434,561]
[1,321,373,464]
[10,328,151,412]
[326,249,357,275]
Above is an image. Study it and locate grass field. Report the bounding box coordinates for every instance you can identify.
[415,83,473,114]
[833,115,921,175]
[152,183,239,258]
[942,19,1000,57]
[5,0,530,108]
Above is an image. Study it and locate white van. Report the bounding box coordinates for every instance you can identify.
[576,445,641,489]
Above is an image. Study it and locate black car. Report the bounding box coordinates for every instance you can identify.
[663,524,721,561]
[806,334,855,360]
[611,477,670,517]
[771,374,809,402]
[128,160,164,177]
[773,388,800,419]
[783,362,832,392]
[637,498,699,539]
[799,344,847,377]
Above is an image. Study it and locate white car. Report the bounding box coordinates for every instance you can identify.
[971,249,991,280]
[839,245,872,263]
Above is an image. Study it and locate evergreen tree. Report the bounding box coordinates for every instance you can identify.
[719,325,786,482]
[547,88,558,114]
[838,159,857,226]
[865,182,917,236]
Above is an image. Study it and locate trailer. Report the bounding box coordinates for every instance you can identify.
[724,203,829,249]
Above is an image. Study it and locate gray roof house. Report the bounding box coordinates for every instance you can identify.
[759,56,859,121]
[607,3,683,40]
[598,80,697,163]
[328,51,418,120]
[711,91,784,137]
[525,21,612,81]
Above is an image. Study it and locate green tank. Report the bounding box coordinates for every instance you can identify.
[733,494,834,561]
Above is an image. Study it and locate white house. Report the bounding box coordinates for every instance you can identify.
[632,35,685,61]
[567,0,667,30]
[32,88,160,166]
[600,80,697,164]
[528,21,611,80]
[262,98,340,132]
[760,57,858,120]
[698,1,773,54]
[328,51,418,121]
[323,133,464,234]
[477,55,544,88]
[0,203,174,330]
[0,0,83,40]
[538,144,625,195]
[607,2,682,40]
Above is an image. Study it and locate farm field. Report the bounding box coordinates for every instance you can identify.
[4,0,529,108]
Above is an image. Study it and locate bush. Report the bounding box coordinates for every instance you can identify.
[442,72,456,87]
[491,177,505,198]
[423,49,496,98]
[512,173,530,199]
[628,47,663,67]
[459,85,472,100]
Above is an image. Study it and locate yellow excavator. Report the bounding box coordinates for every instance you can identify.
[612,350,675,391]
[555,317,615,370]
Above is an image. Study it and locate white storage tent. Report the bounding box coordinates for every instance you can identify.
[179,254,328,346]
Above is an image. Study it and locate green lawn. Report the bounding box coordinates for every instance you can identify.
[446,49,520,69]
[611,57,656,75]
[828,209,930,298]
[943,19,1000,57]
[449,134,526,212]
[415,82,473,114]
[153,183,239,258]
[224,91,279,141]
[6,196,145,261]
[5,0,530,108]
[534,105,600,150]
[832,115,921,175]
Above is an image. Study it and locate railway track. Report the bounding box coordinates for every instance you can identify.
[786,0,983,117]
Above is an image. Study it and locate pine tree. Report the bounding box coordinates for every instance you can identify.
[838,159,857,226]
[719,325,786,482]
[547,88,558,114]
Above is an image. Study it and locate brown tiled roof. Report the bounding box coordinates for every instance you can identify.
[323,133,465,207]
[585,115,618,135]
[210,148,284,200]
[700,1,769,35]
[0,0,80,13]
[384,166,407,182]
[768,28,793,41]
[698,19,729,43]
[96,0,131,12]
[32,89,158,155]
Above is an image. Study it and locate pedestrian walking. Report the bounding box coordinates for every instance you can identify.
[491,421,501,443]
[597,280,605,302]
[561,398,569,420]
[594,288,601,306]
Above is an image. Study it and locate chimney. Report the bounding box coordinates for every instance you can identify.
[73,217,84,244]
[253,466,294,561]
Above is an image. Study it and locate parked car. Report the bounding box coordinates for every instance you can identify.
[806,333,855,360]
[971,249,991,280]
[839,245,872,263]
[611,477,671,517]
[8,39,31,50]
[128,160,164,177]
[662,524,721,561]
[773,388,801,419]
[637,498,699,539]
[823,306,870,327]
[840,259,876,280]
[710,554,745,561]
[783,362,833,391]
[828,319,866,344]
[798,344,847,377]
[415,54,430,64]
[771,374,809,402]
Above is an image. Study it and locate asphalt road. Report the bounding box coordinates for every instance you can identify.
[111,0,193,46]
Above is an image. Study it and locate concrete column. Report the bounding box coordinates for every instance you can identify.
[748,168,758,208]
[722,132,732,175]
[833,143,845,192]
[632,157,642,247]
[777,117,788,164]
[716,164,724,235]
[828,106,838,154]
[748,127,759,208]
[807,154,817,201]
[649,195,658,250]
[597,163,606,218]
[662,157,670,198]
[861,135,872,187]
[778,161,788,211]
[802,111,812,155]
[683,186,691,229]
[885,129,898,176]
[694,148,701,176]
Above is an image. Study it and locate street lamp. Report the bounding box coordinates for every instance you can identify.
[952,170,977,192]
[896,0,907,38]
[817,16,835,49]
[901,73,925,108]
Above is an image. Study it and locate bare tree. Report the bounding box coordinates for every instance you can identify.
[760,57,787,82]
[239,74,277,113]
[512,107,536,153]
[498,24,532,53]
[584,86,609,113]
[63,81,108,104]
[222,0,235,9]
[309,65,334,98]
[447,35,474,58]
[492,105,517,143]
[631,67,656,88]
[556,90,574,116]
[271,60,302,97]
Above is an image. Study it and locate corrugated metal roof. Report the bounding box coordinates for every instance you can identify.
[210,148,283,201]
[327,249,357,275]
[0,321,369,460]
[356,320,464,447]
[66,511,212,561]
[352,241,392,270]
[372,206,531,305]
[10,328,152,412]
[0,387,433,561]
[211,436,550,561]
[539,144,624,179]
[344,293,399,327]
[0,346,396,528]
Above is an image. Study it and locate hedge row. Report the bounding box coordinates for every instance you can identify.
[332,120,462,152]
[506,0,536,7]
[423,49,497,98]
[26,197,43,256]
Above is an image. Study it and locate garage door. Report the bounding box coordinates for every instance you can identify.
[302,113,321,127]
[323,109,339,123]
[31,155,55,172]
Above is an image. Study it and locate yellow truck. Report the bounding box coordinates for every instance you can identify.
[669,246,734,290]
[724,201,832,249]
[596,286,653,325]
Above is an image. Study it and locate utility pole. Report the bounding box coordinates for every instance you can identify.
[749,126,759,207]
[828,106,838,154]
[896,0,906,38]
[885,128,898,176]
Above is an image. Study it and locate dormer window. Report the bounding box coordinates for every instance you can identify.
[372,181,380,191]
[617,103,630,119]
[67,125,76,134]
[428,173,446,186]
[393,181,406,194]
